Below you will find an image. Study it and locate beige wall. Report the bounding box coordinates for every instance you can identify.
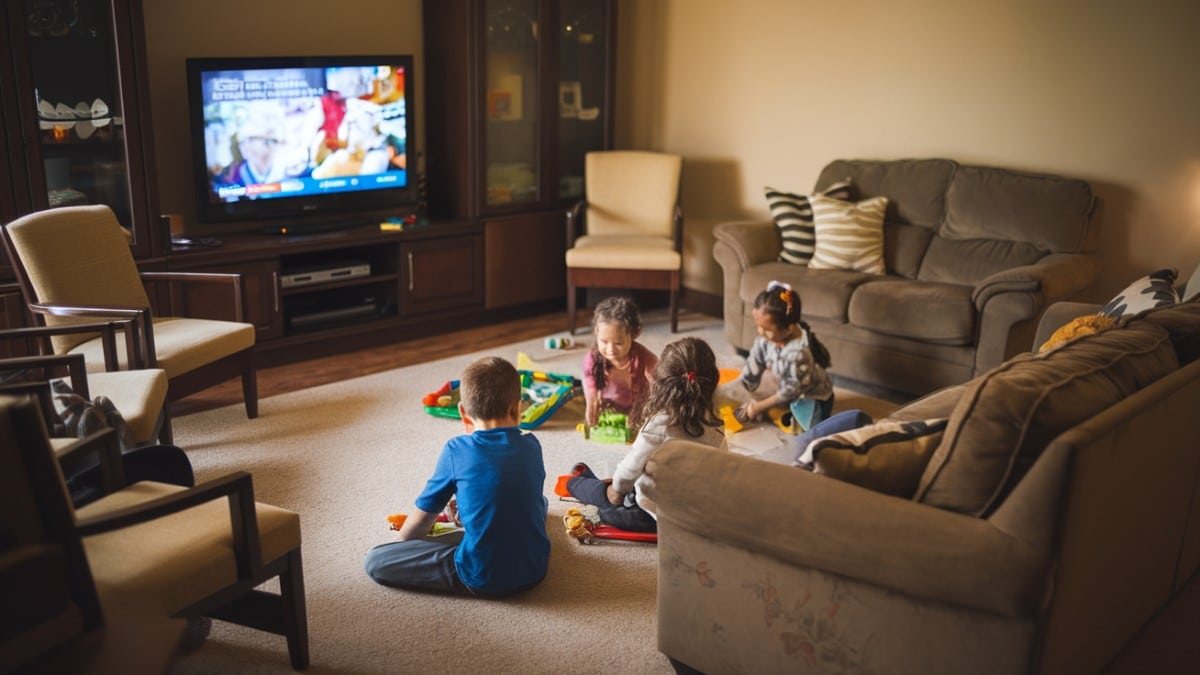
[141,0,423,235]
[616,0,1200,302]
[144,0,1200,302]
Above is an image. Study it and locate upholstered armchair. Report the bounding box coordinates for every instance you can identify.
[0,320,171,445]
[0,393,309,671]
[565,150,683,334]
[1,204,258,418]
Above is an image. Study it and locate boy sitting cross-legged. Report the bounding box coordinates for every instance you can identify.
[364,356,551,596]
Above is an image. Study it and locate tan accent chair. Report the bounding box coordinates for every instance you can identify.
[1,205,258,418]
[565,151,683,334]
[0,393,309,671]
[0,320,171,446]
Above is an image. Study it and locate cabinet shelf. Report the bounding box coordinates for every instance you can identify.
[279,273,399,297]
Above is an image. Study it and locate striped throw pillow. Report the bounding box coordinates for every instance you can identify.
[766,180,852,265]
[809,194,888,274]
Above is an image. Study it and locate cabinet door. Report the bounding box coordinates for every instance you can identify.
[402,235,484,315]
[168,260,283,341]
[482,0,542,211]
[4,0,162,258]
[485,211,566,309]
[554,0,613,202]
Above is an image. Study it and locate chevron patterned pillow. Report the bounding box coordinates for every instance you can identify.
[765,179,852,265]
[1100,268,1179,318]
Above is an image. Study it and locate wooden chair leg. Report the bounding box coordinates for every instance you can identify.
[242,354,258,419]
[159,407,174,446]
[669,288,679,333]
[280,548,309,671]
[567,280,578,336]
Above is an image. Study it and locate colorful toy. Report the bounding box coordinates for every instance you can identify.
[562,505,658,544]
[544,336,574,350]
[386,511,459,536]
[719,405,744,434]
[578,410,632,443]
[421,369,581,430]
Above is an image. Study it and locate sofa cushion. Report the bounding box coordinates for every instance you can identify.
[815,158,956,229]
[741,262,874,323]
[800,418,949,498]
[916,320,1179,516]
[766,180,852,266]
[848,278,975,344]
[1099,268,1180,318]
[917,236,1047,286]
[809,195,888,274]
[941,165,1095,253]
[1130,295,1200,364]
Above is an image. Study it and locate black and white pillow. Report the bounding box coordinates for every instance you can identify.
[766,179,852,265]
[1099,268,1180,318]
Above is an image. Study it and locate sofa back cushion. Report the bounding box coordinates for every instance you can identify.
[1129,295,1200,364]
[915,320,1179,516]
[917,165,1096,286]
[815,159,954,279]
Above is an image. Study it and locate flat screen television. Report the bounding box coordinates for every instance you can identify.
[185,54,416,225]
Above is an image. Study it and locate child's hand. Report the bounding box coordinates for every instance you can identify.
[605,485,624,506]
[735,401,758,423]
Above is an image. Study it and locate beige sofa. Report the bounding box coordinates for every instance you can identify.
[713,158,1100,398]
[644,298,1200,674]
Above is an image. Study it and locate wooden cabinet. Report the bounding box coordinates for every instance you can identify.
[424,0,615,308]
[402,234,485,315]
[166,260,284,341]
[0,0,164,262]
[166,222,485,363]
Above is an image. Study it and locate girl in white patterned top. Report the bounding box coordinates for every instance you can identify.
[737,280,834,432]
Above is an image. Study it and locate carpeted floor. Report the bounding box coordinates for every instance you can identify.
[166,312,895,674]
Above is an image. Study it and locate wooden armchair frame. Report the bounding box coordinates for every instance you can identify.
[0,319,172,444]
[3,394,309,670]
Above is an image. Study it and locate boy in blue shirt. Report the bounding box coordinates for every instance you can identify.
[365,356,550,596]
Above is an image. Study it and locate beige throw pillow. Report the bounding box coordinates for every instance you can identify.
[802,418,948,498]
[808,194,888,274]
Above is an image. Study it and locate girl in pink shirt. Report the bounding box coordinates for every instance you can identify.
[582,297,658,428]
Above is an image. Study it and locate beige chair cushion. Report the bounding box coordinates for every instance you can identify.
[565,235,681,271]
[86,369,168,444]
[72,317,255,378]
[78,482,300,615]
[4,205,151,354]
[581,151,682,238]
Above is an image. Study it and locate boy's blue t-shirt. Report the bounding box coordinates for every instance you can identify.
[414,427,550,594]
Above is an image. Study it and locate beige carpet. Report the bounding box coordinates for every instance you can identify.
[167,311,896,674]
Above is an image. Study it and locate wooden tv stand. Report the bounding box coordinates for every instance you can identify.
[165,219,496,366]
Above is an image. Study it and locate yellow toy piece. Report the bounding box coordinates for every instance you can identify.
[719,405,744,434]
[564,508,595,544]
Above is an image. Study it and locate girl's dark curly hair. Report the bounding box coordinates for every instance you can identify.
[588,296,644,391]
[636,337,721,437]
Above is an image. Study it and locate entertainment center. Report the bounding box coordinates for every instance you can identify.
[0,0,616,366]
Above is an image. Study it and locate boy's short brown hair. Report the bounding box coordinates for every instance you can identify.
[460,356,521,421]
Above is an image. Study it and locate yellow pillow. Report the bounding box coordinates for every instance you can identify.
[1038,314,1117,353]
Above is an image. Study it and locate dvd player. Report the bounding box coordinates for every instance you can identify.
[280,261,371,288]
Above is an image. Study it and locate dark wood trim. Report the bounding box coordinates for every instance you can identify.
[680,287,722,318]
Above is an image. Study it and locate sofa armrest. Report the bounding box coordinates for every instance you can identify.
[643,442,1050,619]
[712,220,779,270]
[971,253,1100,309]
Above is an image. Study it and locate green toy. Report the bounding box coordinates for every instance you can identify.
[582,410,632,444]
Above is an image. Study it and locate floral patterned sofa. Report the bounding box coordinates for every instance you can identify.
[643,297,1200,674]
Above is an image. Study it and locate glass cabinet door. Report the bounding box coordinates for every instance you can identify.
[21,0,141,243]
[483,0,541,209]
[555,0,609,201]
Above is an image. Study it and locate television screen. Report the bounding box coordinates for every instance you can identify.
[186,55,416,223]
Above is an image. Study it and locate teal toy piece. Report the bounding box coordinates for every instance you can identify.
[422,371,581,430]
